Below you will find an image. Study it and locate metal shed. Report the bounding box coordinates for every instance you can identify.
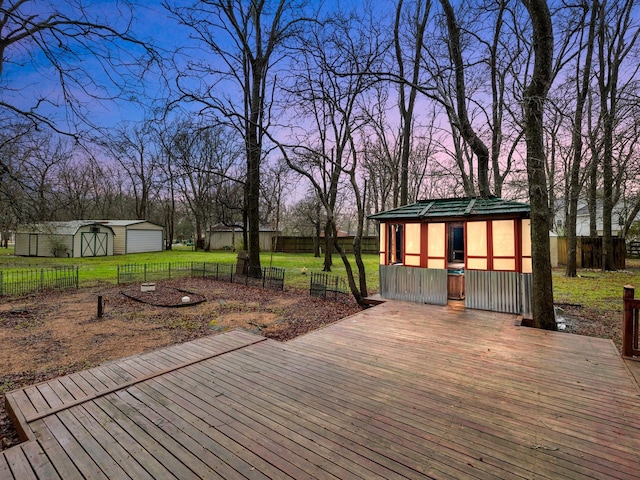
[90,220,165,254]
[14,221,115,258]
[369,197,533,318]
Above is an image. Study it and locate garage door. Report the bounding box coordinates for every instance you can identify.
[126,230,163,253]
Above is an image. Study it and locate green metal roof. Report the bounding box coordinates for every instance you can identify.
[368,197,530,221]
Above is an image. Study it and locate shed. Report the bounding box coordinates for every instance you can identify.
[207,225,280,251]
[90,220,164,254]
[369,197,532,317]
[14,221,115,258]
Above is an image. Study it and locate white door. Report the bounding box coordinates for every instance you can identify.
[126,230,163,253]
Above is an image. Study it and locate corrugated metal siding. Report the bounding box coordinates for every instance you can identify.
[465,270,532,315]
[520,273,533,318]
[14,233,29,256]
[126,230,163,253]
[379,265,448,305]
[111,226,127,255]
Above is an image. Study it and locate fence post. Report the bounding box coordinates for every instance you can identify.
[144,264,147,282]
[75,266,79,289]
[0,271,2,296]
[623,285,635,357]
[169,263,171,279]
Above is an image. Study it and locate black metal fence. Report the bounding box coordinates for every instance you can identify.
[116,262,194,284]
[309,272,350,301]
[117,262,285,291]
[0,266,79,296]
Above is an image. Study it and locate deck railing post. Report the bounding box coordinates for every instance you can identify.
[622,285,635,357]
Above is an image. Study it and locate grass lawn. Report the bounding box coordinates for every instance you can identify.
[552,257,640,312]
[0,246,381,291]
[2,245,639,305]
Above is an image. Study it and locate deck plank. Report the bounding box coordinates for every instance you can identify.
[224,339,629,479]
[80,399,176,480]
[96,392,218,479]
[150,372,378,480]
[177,359,480,480]
[2,306,640,479]
[0,450,11,478]
[125,384,264,480]
[2,444,37,479]
[142,374,326,480]
[200,346,552,480]
[40,414,111,480]
[129,381,289,480]
[19,441,61,480]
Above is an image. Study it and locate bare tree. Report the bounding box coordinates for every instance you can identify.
[165,121,242,249]
[0,0,157,135]
[166,0,310,274]
[595,0,640,270]
[560,0,599,277]
[287,192,325,256]
[280,9,386,304]
[394,0,432,206]
[521,0,556,330]
[438,0,491,197]
[103,122,162,220]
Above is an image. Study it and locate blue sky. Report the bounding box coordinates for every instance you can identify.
[1,0,386,131]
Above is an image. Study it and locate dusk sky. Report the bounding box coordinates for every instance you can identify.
[4,0,362,131]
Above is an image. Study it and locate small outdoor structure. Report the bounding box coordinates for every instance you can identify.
[207,224,279,251]
[14,221,115,258]
[14,220,164,257]
[93,220,164,254]
[369,197,532,317]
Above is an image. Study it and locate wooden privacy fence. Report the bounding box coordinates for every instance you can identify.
[0,266,79,296]
[556,237,626,269]
[622,285,640,358]
[274,235,379,254]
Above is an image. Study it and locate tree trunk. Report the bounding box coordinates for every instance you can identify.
[314,220,321,258]
[323,219,333,272]
[521,0,556,330]
[566,1,598,277]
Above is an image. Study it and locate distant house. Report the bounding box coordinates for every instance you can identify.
[14,220,164,257]
[369,197,533,317]
[207,224,280,251]
[554,199,640,237]
[15,221,116,257]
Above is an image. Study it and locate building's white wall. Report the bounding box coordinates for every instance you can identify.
[111,226,127,255]
[14,233,30,256]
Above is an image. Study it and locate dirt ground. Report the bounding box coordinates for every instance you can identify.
[0,278,361,451]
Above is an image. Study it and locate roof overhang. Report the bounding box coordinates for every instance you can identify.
[368,197,530,222]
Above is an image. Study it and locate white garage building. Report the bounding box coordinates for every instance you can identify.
[97,220,165,254]
[14,220,164,257]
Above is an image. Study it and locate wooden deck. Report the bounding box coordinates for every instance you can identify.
[2,301,640,479]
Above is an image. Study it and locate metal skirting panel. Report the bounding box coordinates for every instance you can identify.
[379,265,448,305]
[465,270,532,315]
[520,273,533,318]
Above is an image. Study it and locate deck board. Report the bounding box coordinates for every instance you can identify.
[3,302,640,479]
